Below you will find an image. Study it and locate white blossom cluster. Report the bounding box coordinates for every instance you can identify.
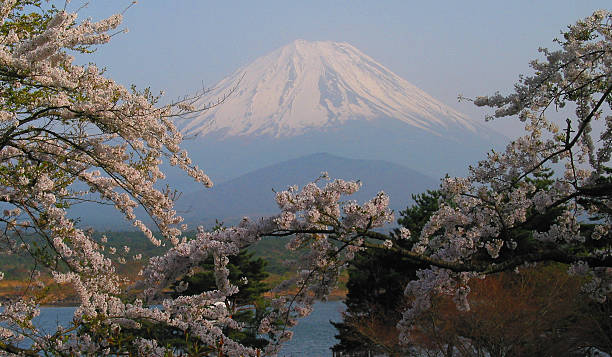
[136,177,394,356]
[0,1,215,355]
[396,9,612,349]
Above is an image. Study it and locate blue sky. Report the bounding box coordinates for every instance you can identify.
[79,1,610,136]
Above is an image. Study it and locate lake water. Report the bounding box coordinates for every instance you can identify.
[279,300,344,356]
[33,300,345,356]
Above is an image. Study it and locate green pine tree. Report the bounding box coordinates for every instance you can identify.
[172,249,271,350]
[113,249,273,356]
[332,190,441,356]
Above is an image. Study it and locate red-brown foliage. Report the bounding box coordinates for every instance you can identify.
[406,264,610,356]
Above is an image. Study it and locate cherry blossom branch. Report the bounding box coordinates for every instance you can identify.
[514,83,612,183]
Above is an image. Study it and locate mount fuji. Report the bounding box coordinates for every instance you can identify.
[175,40,505,187]
[183,40,480,138]
[77,41,509,229]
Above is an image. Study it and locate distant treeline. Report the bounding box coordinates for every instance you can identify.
[0,231,302,281]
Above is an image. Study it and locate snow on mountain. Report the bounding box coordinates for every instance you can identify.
[182,40,481,138]
[170,39,507,185]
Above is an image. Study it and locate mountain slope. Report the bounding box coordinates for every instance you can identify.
[182,40,486,139]
[67,153,434,230]
[174,40,505,182]
[176,153,436,226]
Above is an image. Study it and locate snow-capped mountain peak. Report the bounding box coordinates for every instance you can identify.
[182,39,479,138]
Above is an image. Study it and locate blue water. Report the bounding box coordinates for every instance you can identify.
[32,300,344,356]
[279,300,344,356]
[33,306,76,334]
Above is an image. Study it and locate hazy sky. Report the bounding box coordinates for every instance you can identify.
[79,1,610,137]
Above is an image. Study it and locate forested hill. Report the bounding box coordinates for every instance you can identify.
[0,231,304,298]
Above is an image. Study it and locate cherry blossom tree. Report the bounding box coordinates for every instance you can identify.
[0,1,392,355]
[0,1,610,356]
[395,10,611,350]
[390,9,612,349]
[0,0,219,354]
